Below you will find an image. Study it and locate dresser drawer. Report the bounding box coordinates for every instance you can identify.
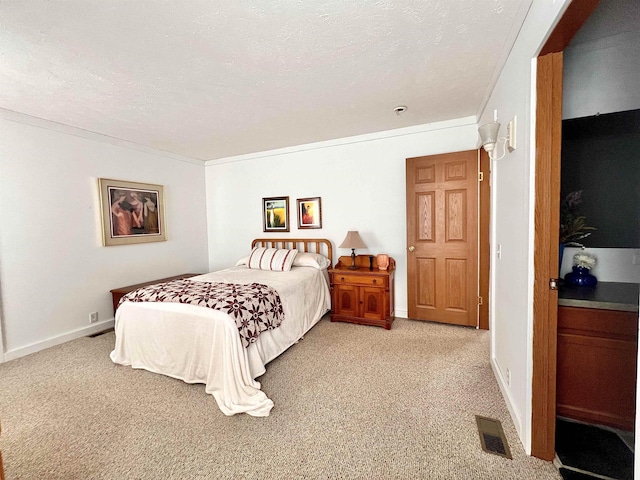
[333,273,387,288]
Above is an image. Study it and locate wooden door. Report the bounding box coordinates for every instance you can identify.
[406,150,479,327]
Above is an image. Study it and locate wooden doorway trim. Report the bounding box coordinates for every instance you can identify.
[479,149,490,330]
[530,0,601,460]
[539,0,601,57]
[531,51,563,461]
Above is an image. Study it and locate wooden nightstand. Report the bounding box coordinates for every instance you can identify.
[329,255,395,329]
[110,273,202,314]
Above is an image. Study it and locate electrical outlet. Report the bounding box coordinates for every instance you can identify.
[89,312,98,324]
[506,368,511,387]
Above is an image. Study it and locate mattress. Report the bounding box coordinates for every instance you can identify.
[110,265,331,416]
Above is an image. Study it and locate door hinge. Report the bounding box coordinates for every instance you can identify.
[549,278,559,290]
[478,296,483,305]
[478,172,484,182]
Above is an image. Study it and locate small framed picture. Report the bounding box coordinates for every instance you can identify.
[297,197,322,229]
[99,178,166,246]
[262,196,290,232]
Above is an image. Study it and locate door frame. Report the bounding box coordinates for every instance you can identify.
[479,149,490,330]
[530,0,601,460]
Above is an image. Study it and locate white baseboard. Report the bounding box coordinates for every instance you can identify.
[3,319,115,362]
[395,309,408,319]
[491,357,523,441]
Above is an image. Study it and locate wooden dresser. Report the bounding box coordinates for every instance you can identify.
[110,273,202,314]
[329,255,395,329]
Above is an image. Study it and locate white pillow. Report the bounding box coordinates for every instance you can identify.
[292,252,331,270]
[235,256,249,266]
[247,247,298,271]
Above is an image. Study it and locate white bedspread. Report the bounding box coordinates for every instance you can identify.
[110,266,330,417]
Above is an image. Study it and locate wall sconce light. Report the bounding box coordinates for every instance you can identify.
[478,118,516,160]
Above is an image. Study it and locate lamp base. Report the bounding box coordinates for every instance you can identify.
[349,249,359,270]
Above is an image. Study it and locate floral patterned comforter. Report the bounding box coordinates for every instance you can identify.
[119,279,284,347]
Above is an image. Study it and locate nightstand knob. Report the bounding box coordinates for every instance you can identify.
[340,277,345,282]
[373,279,377,284]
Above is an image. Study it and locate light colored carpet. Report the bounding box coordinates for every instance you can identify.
[0,317,560,479]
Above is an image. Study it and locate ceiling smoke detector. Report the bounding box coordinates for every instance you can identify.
[393,105,408,116]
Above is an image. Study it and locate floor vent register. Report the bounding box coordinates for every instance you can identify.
[475,415,512,459]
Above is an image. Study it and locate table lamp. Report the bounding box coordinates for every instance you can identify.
[339,231,367,270]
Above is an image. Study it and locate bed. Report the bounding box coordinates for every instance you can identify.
[110,238,333,417]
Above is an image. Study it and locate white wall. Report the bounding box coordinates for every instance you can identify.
[205,118,479,319]
[0,113,209,359]
[478,0,572,453]
[562,0,640,120]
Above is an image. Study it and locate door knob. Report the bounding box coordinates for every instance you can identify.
[408,245,415,252]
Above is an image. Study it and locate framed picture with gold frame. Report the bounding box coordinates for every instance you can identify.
[297,197,322,229]
[262,196,289,232]
[99,178,166,246]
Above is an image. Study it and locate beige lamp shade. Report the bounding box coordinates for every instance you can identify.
[339,231,367,269]
[339,231,367,249]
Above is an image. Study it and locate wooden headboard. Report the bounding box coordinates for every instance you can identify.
[251,238,333,266]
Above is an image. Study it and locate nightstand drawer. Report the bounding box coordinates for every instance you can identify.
[333,274,387,288]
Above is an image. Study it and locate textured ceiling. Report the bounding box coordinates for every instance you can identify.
[0,1,532,161]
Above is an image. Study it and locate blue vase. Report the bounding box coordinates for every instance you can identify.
[564,266,597,287]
